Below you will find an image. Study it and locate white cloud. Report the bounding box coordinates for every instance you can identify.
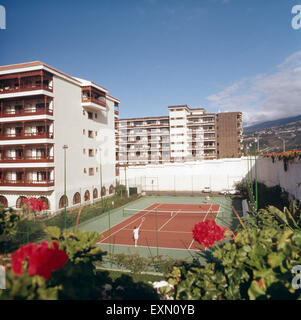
[206,51,301,126]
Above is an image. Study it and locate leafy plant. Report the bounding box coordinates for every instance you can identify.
[165,227,301,300]
[0,206,21,238]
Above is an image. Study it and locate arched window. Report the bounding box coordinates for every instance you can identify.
[109,184,114,194]
[101,186,106,196]
[16,196,28,208]
[0,196,8,208]
[93,188,98,199]
[59,195,68,209]
[73,192,81,205]
[38,196,49,210]
[84,190,90,201]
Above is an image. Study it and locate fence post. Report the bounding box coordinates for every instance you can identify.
[108,209,111,264]
[174,176,176,195]
[155,208,159,257]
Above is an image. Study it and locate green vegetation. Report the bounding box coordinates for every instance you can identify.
[1,187,301,300]
[0,192,140,254]
[235,181,289,211]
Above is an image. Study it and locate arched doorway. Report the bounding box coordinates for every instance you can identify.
[59,195,68,209]
[109,184,114,194]
[38,196,49,210]
[16,196,28,208]
[0,196,8,207]
[73,192,81,205]
[84,190,90,201]
[93,188,98,199]
[101,186,106,196]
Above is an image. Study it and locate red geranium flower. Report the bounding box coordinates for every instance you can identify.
[11,241,68,280]
[192,219,227,248]
[23,197,47,213]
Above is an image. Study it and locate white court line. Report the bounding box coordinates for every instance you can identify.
[122,228,192,234]
[98,203,162,243]
[98,242,200,252]
[158,209,181,231]
[188,203,213,250]
[215,204,222,223]
[203,203,213,221]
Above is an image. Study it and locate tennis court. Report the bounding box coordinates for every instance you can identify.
[97,202,220,250]
[78,195,241,262]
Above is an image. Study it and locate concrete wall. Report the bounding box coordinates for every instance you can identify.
[257,157,301,201]
[119,157,249,192]
[118,156,301,202]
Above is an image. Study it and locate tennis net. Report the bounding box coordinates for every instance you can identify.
[123,207,219,218]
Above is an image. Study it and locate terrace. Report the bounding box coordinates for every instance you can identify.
[0,120,54,140]
[0,167,54,187]
[0,95,53,118]
[0,144,54,163]
[82,86,106,110]
[0,70,53,95]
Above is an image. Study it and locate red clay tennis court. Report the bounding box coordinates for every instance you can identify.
[97,202,221,250]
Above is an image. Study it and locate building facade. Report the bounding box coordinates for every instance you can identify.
[116,105,242,167]
[0,61,119,212]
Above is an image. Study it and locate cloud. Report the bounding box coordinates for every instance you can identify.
[206,51,301,126]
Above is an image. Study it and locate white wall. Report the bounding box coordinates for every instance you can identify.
[53,75,116,210]
[118,156,301,202]
[257,157,301,201]
[119,157,249,192]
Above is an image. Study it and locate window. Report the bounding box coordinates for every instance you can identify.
[88,112,93,120]
[83,129,85,135]
[83,110,86,115]
[89,149,94,157]
[83,148,86,155]
[95,113,97,119]
[84,168,87,174]
[95,131,98,136]
[88,130,93,138]
[89,168,94,176]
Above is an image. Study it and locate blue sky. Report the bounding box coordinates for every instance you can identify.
[0,0,300,126]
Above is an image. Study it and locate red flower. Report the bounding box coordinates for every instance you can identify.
[11,241,68,280]
[23,197,47,213]
[192,219,227,248]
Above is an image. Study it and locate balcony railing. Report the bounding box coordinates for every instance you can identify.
[82,95,106,108]
[0,155,54,163]
[0,179,54,187]
[0,83,53,95]
[0,132,54,140]
[0,107,53,118]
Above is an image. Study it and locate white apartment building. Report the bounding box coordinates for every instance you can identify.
[116,105,242,167]
[0,61,119,212]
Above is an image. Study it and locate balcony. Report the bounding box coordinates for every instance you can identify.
[82,86,106,111]
[0,179,54,187]
[0,104,53,118]
[0,167,54,188]
[0,71,53,97]
[0,154,54,163]
[0,131,54,140]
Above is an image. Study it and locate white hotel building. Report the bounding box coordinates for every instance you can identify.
[0,61,119,212]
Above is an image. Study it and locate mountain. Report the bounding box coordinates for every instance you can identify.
[244,114,301,134]
[242,114,301,153]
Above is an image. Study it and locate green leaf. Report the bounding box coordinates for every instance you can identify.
[284,207,300,229]
[267,252,285,268]
[292,230,301,246]
[45,226,61,240]
[248,279,266,300]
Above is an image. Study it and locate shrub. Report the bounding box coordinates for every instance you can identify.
[165,227,301,300]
